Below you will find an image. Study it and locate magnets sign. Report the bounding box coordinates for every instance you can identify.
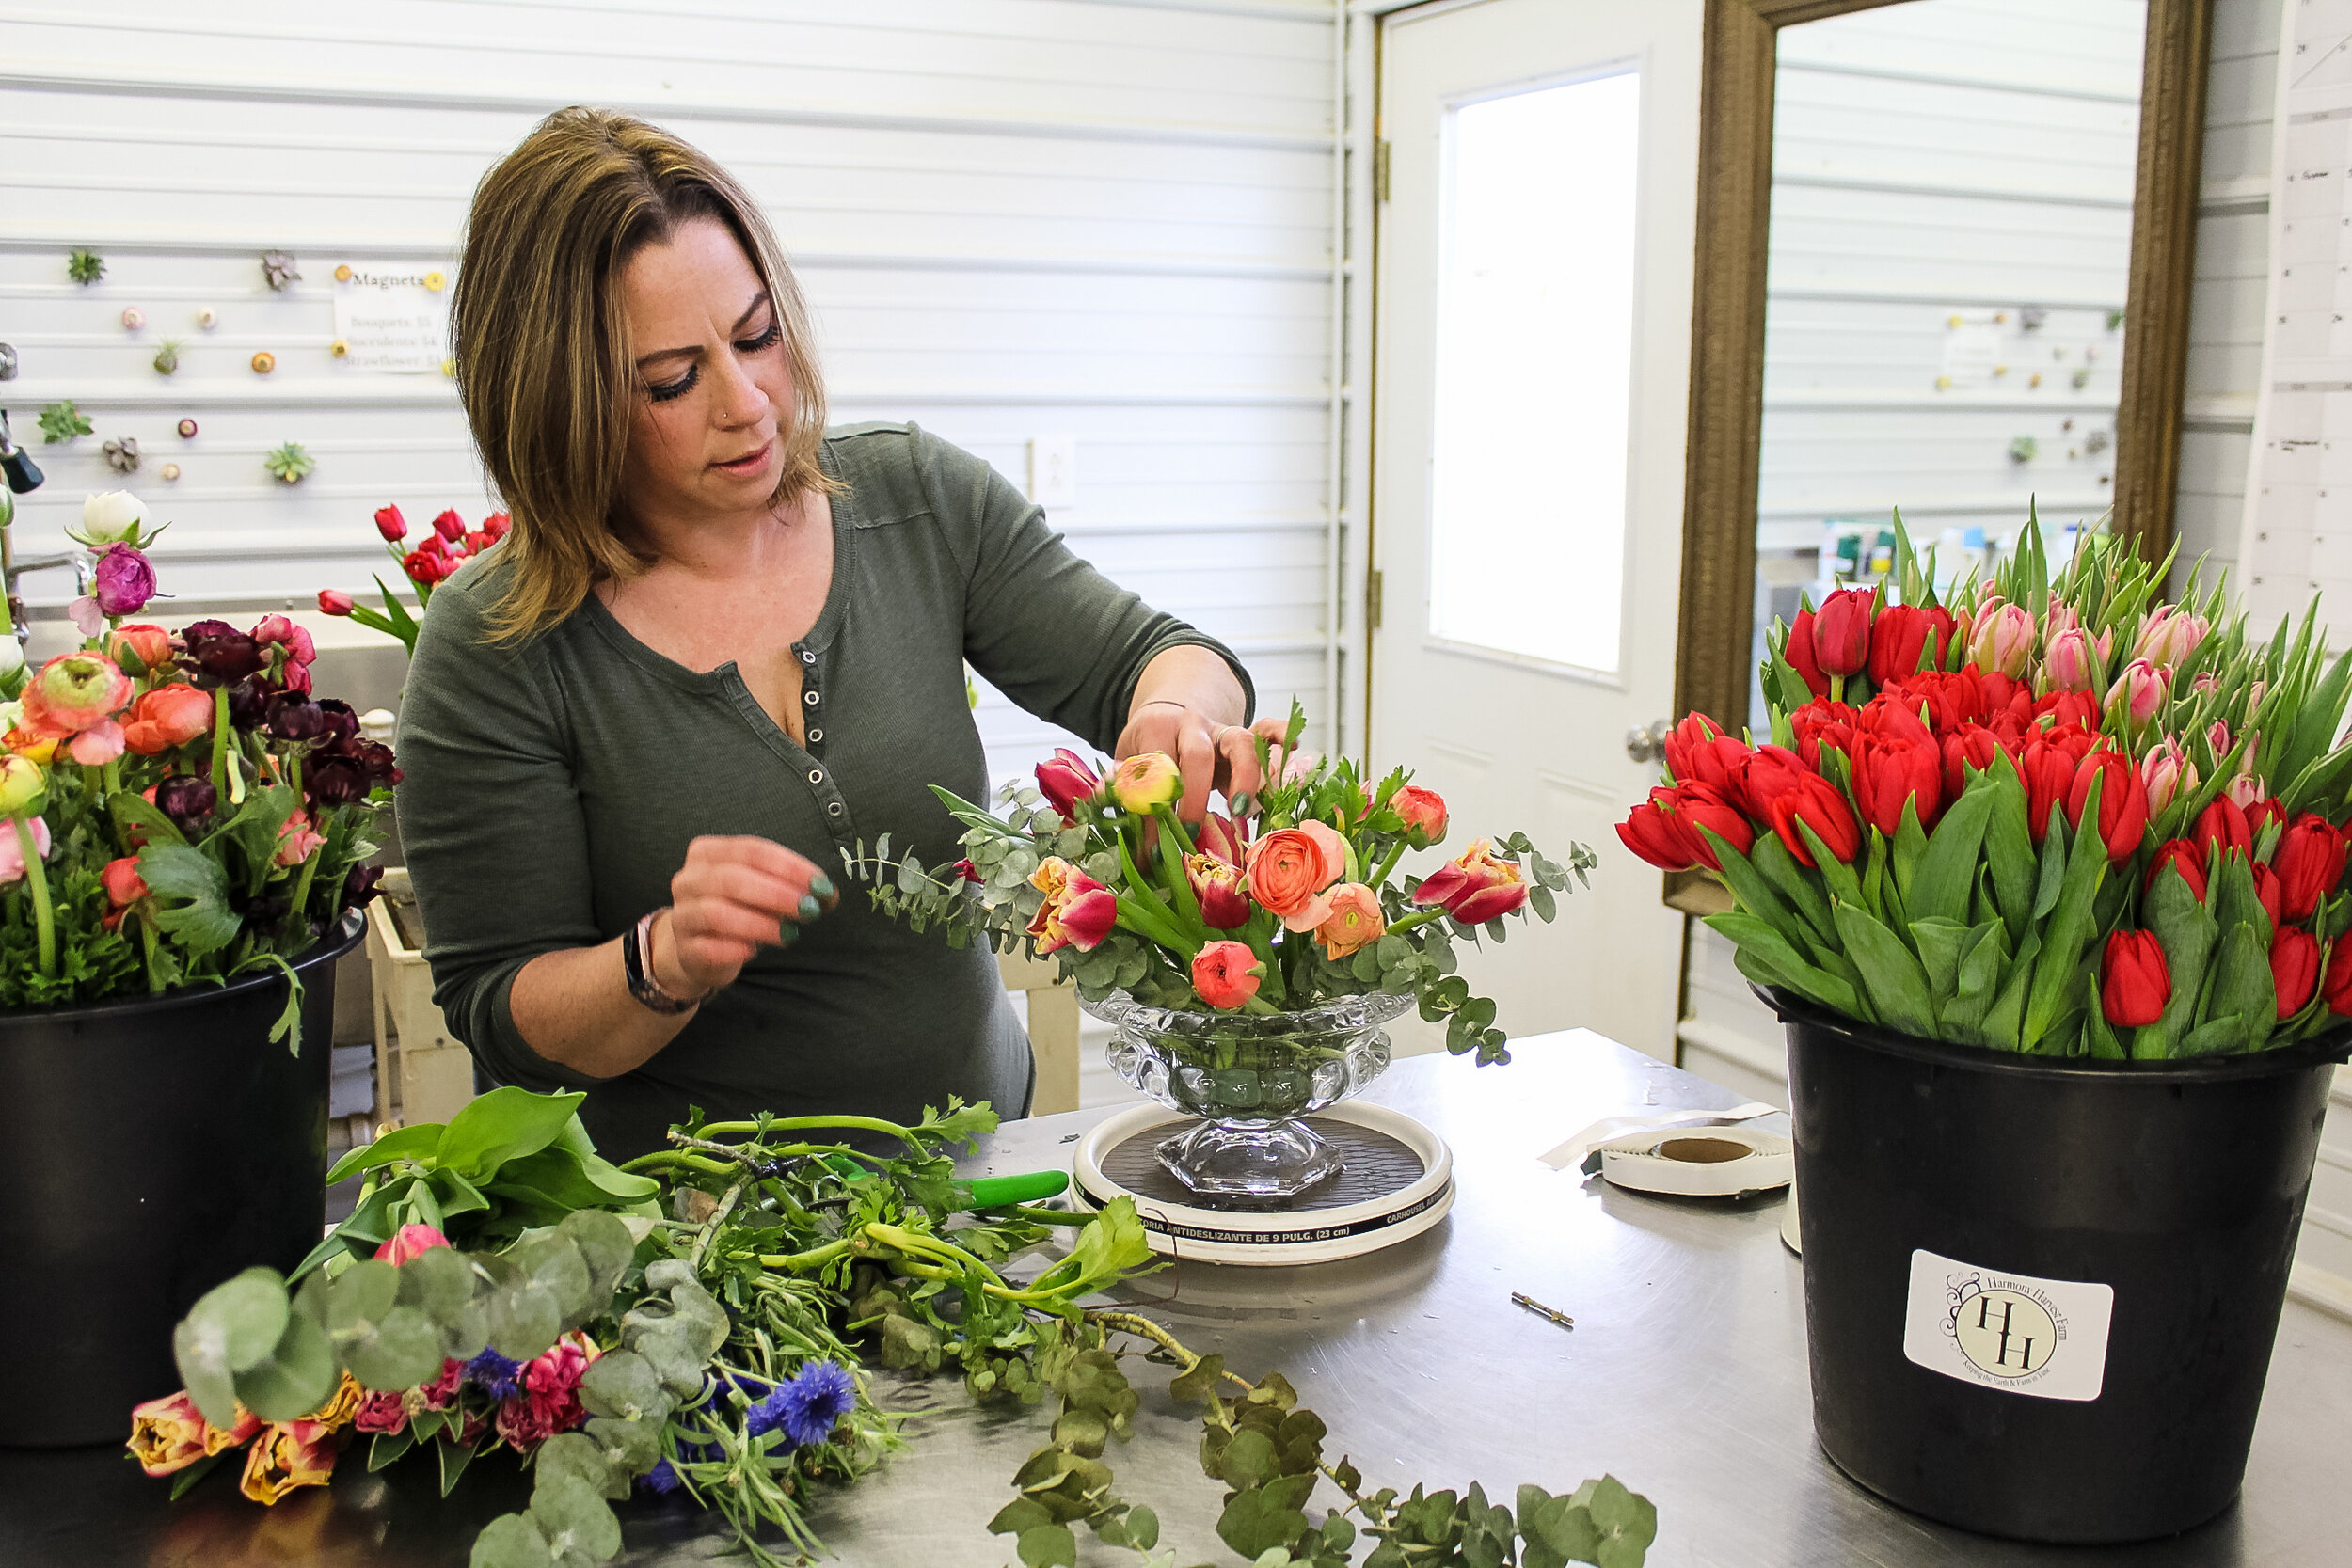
[330,261,453,374]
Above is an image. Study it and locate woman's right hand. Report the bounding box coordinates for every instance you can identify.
[653,835,836,996]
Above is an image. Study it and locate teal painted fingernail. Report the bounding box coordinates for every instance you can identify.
[810,873,834,898]
[799,894,823,921]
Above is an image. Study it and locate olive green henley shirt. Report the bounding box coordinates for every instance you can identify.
[396,421,1251,1159]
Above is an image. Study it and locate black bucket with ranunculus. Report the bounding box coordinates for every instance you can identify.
[1618,517,2352,1542]
[0,913,361,1447]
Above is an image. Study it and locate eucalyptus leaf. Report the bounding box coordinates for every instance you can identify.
[231,1308,337,1422]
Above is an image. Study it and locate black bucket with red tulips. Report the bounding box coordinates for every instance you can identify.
[1620,519,2352,1544]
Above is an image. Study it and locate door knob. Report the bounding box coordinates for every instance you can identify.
[1625,720,1673,765]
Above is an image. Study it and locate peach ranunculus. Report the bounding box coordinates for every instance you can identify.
[373,1223,452,1266]
[121,684,215,755]
[275,807,326,868]
[1411,838,1530,925]
[108,623,174,675]
[127,1391,262,1477]
[1107,752,1182,814]
[1315,883,1385,961]
[1025,857,1118,954]
[20,652,133,738]
[1244,822,1348,932]
[1191,940,1263,1009]
[239,1418,341,1504]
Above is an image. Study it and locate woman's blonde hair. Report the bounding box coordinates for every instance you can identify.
[452,106,834,641]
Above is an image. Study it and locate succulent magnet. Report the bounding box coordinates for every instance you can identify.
[151,340,181,377]
[250,351,277,375]
[66,250,103,286]
[330,339,349,358]
[102,436,141,475]
[334,264,354,282]
[260,251,301,291]
[119,307,145,332]
[423,270,447,292]
[196,307,218,330]
[177,418,199,439]
[38,402,92,444]
[262,441,314,483]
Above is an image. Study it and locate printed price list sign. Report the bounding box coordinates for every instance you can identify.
[330,261,453,374]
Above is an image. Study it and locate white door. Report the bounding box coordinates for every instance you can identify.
[1370,0,1700,1061]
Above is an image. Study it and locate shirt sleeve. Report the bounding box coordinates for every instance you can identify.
[917,426,1256,751]
[394,565,607,1093]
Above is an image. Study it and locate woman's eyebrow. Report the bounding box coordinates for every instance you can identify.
[634,292,771,371]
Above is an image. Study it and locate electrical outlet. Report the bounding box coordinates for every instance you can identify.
[1028,435,1077,509]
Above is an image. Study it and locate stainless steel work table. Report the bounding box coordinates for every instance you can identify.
[4,1029,2346,1565]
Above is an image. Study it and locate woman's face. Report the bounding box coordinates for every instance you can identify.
[617,215,795,524]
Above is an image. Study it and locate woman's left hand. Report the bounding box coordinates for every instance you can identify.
[1116,700,1266,821]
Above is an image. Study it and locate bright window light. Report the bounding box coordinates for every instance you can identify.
[1428,69,1642,673]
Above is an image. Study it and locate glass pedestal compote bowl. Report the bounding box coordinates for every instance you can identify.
[1086,990,1413,1200]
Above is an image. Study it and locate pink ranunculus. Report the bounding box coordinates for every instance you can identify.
[1191,940,1262,1010]
[1411,838,1530,924]
[2105,657,2168,728]
[318,589,356,616]
[352,1390,408,1436]
[1314,882,1385,961]
[1391,784,1448,844]
[67,720,126,766]
[93,545,157,617]
[373,1223,452,1266]
[275,807,326,868]
[1244,824,1347,933]
[1035,748,1102,823]
[2134,605,2210,668]
[253,614,295,648]
[1025,857,1118,954]
[373,504,408,543]
[20,652,134,737]
[0,817,54,887]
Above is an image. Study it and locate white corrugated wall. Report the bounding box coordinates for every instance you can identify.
[0,0,1343,784]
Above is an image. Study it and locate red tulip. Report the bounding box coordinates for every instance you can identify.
[1789,699,1859,770]
[1665,781,1755,871]
[1191,940,1262,1010]
[2145,839,2207,902]
[1662,714,1751,800]
[1034,748,1102,824]
[2035,689,2104,733]
[1412,838,1529,923]
[432,508,466,543]
[2193,797,2251,863]
[1813,588,1874,679]
[2064,747,2150,862]
[2247,798,2288,837]
[1769,772,1863,868]
[373,1223,452,1266]
[1868,604,1950,686]
[2273,929,2322,1019]
[2101,930,2170,1027]
[2254,863,2284,933]
[482,511,512,542]
[1619,793,1698,872]
[2019,737,2079,843]
[1736,744,1814,814]
[317,589,356,617]
[1940,723,2005,800]
[2272,814,2348,923]
[1785,604,1830,699]
[2325,941,2352,1017]
[402,547,454,585]
[373,504,407,543]
[1851,725,1944,836]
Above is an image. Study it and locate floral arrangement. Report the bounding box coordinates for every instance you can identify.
[850,706,1594,1064]
[0,489,392,1022]
[1619,516,2352,1058]
[314,501,511,656]
[138,1086,1654,1568]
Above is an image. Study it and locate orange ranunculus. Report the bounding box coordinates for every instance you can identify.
[239,1418,342,1504]
[109,623,174,674]
[102,856,149,909]
[121,684,215,755]
[1315,883,1385,961]
[1390,785,1448,845]
[1244,823,1347,932]
[1191,940,1262,1009]
[128,1391,262,1477]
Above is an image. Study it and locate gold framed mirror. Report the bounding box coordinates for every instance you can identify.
[1672,0,2213,742]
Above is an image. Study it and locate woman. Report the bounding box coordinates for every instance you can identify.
[399,108,1261,1158]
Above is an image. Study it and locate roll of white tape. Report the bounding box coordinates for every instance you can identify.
[1590,1127,1793,1198]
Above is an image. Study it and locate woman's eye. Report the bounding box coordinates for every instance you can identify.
[736,321,781,354]
[646,367,698,404]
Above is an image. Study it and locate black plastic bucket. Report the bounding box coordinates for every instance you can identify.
[1764,984,2349,1544]
[0,912,364,1447]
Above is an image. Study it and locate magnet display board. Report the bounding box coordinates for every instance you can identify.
[2240,0,2352,635]
[329,261,452,373]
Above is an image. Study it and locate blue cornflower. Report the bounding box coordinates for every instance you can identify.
[463,1348,524,1402]
[639,1459,682,1496]
[766,1361,855,1448]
